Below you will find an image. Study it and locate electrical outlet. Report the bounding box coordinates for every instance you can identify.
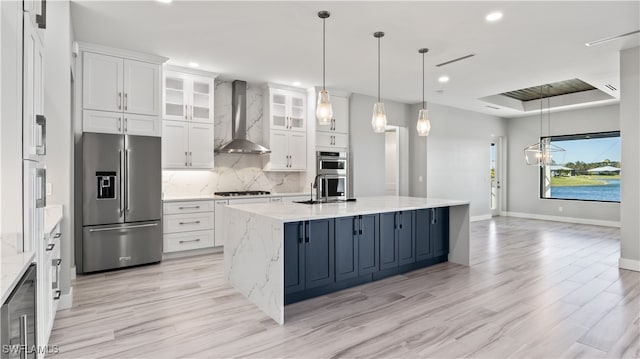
[558,206,563,212]
[46,183,52,196]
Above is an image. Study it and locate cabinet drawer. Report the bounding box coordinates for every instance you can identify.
[163,200,215,214]
[164,230,215,253]
[163,212,214,233]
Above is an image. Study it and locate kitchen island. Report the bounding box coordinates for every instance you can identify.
[217,196,470,324]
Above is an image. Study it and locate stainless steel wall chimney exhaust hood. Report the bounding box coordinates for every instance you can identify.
[215,80,271,154]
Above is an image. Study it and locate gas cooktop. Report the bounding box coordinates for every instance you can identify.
[214,191,271,197]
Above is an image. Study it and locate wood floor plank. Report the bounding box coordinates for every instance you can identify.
[48,217,639,358]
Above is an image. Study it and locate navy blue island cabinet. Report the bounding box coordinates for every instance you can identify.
[285,208,449,304]
[284,219,335,295]
[334,214,380,282]
[380,211,415,270]
[415,207,450,262]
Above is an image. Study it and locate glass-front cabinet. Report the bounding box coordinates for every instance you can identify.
[162,68,216,124]
[266,87,306,132]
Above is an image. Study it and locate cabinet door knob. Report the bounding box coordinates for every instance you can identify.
[118,92,122,110]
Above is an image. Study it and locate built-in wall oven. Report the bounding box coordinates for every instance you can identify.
[316,151,348,200]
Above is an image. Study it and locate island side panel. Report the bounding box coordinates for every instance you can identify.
[448,204,470,266]
[221,206,285,324]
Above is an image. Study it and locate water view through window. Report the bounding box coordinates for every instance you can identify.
[541,132,620,202]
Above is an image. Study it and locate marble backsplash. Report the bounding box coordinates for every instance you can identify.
[162,80,302,197]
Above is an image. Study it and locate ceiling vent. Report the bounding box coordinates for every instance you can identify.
[501,78,596,101]
[436,54,475,67]
[605,84,617,91]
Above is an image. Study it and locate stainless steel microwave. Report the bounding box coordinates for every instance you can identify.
[316,151,347,175]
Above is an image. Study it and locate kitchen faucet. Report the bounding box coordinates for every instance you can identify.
[313,174,328,203]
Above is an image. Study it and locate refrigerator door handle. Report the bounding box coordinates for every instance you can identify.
[119,149,124,217]
[88,223,158,232]
[125,149,131,213]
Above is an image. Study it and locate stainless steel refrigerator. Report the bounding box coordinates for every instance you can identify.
[78,133,162,273]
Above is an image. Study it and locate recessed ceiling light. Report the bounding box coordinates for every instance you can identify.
[292,81,301,86]
[438,76,450,83]
[156,0,172,3]
[188,62,199,68]
[485,12,503,22]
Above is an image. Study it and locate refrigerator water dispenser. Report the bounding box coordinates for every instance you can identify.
[96,171,116,199]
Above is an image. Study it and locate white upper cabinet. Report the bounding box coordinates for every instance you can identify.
[162,67,216,123]
[265,86,307,132]
[162,121,190,168]
[162,121,214,169]
[83,52,124,113]
[263,84,308,172]
[187,123,214,168]
[83,54,159,116]
[263,130,306,171]
[123,60,160,116]
[80,44,166,136]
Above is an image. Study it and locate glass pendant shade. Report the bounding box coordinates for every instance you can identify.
[371,102,387,133]
[524,138,566,166]
[316,90,333,125]
[416,109,431,136]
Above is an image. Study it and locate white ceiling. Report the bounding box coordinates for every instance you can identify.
[70,1,640,118]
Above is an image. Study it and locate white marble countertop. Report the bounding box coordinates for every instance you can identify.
[44,204,63,235]
[225,196,470,222]
[162,192,310,202]
[1,233,35,303]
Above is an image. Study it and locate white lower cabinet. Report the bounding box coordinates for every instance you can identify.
[162,200,216,253]
[164,230,215,253]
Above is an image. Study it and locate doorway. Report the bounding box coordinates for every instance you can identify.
[385,127,399,195]
[490,138,506,216]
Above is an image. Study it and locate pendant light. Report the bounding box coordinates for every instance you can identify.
[524,85,565,166]
[416,48,431,136]
[371,31,387,133]
[315,11,333,126]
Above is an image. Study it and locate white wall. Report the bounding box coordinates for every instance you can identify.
[44,0,73,296]
[619,46,640,271]
[384,130,397,194]
[410,102,507,218]
[349,93,410,197]
[507,104,620,225]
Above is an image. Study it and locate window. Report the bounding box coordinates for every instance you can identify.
[540,131,620,202]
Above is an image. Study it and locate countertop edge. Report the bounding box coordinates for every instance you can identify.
[1,251,36,304]
[222,197,470,223]
[162,192,310,202]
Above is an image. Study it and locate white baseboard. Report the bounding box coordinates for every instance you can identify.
[471,214,492,222]
[619,257,640,272]
[162,246,223,260]
[505,211,620,228]
[57,287,73,310]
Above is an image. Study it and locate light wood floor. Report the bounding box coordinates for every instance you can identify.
[50,217,639,358]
